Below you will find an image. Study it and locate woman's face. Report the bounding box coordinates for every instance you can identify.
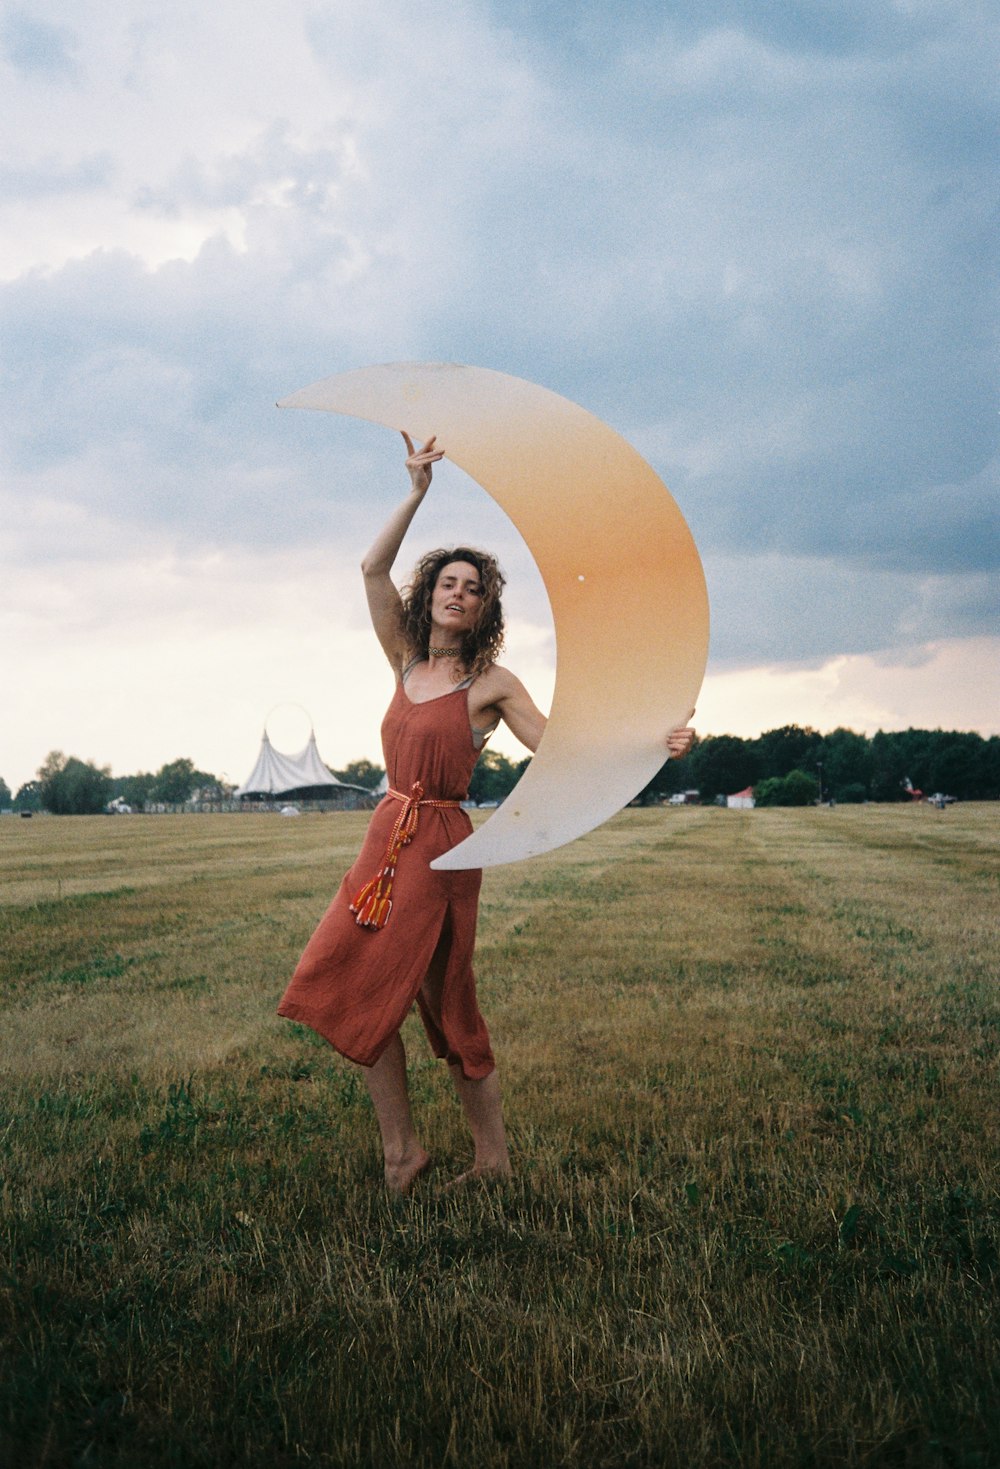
[431,560,484,636]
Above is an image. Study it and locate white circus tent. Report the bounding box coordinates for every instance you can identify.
[236,729,343,798]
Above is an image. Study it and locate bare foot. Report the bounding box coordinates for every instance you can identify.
[384,1149,431,1195]
[443,1162,512,1191]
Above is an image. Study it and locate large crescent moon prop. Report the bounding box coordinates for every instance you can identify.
[278,363,709,869]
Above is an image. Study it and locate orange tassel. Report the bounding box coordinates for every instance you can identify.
[349,782,461,931]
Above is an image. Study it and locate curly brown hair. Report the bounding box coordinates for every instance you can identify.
[400,547,506,682]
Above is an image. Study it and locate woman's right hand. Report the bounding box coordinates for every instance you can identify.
[402,431,445,494]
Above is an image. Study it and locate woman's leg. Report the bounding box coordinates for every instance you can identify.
[361,1034,431,1193]
[448,1064,511,1180]
[418,912,509,1180]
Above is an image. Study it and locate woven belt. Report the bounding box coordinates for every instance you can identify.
[349,781,461,930]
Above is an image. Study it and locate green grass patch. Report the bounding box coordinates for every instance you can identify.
[1,805,998,1466]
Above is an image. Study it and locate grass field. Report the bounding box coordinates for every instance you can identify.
[1,804,998,1468]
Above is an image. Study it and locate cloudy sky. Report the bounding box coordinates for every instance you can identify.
[3,0,997,794]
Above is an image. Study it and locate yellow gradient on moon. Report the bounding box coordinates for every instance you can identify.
[278,363,709,869]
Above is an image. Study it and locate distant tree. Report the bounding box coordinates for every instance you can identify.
[979,737,1000,800]
[112,772,157,808]
[637,737,698,804]
[753,725,824,780]
[783,769,820,805]
[37,751,112,814]
[0,777,11,808]
[150,758,216,804]
[14,781,42,813]
[752,777,781,807]
[468,749,521,804]
[690,735,758,804]
[869,732,909,802]
[836,782,868,804]
[928,733,983,801]
[898,728,939,794]
[823,728,871,800]
[37,750,66,790]
[331,758,385,791]
[754,770,819,807]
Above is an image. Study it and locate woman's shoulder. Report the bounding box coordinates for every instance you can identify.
[471,662,526,699]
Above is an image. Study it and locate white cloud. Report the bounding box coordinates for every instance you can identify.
[1,544,392,790]
[0,478,555,792]
[2,0,997,789]
[698,637,1000,740]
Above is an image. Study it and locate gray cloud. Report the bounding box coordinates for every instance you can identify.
[0,153,113,197]
[704,553,998,664]
[2,0,997,672]
[2,9,78,76]
[132,121,360,216]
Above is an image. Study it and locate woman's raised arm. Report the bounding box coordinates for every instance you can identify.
[361,433,444,672]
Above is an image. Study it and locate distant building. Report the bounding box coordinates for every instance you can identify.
[667,790,701,805]
[727,787,755,809]
[236,727,372,808]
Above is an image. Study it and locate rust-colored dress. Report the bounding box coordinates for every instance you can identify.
[277,677,495,1079]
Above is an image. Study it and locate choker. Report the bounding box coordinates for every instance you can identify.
[429,645,462,658]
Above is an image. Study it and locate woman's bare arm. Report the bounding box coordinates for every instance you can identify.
[472,667,549,753]
[474,673,695,761]
[361,433,444,672]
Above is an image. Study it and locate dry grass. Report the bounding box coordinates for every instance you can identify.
[1,805,998,1467]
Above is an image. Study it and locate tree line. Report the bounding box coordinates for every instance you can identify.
[4,755,225,816]
[642,724,1000,805]
[3,725,997,816]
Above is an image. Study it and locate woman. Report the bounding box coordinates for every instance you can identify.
[279,433,695,1192]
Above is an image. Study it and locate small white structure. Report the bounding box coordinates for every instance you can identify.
[668,790,700,806]
[727,786,755,809]
[236,728,342,798]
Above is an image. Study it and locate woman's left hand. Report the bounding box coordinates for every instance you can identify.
[666,709,696,759]
[402,431,445,494]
